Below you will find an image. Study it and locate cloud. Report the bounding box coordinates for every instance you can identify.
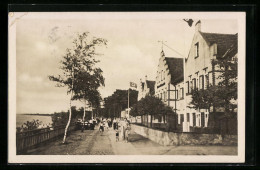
[15,15,238,113]
[18,73,43,83]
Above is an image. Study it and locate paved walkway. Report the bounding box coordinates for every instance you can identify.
[25,126,237,155]
[107,128,142,155]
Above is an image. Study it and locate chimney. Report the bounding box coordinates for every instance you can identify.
[145,75,147,81]
[195,20,201,32]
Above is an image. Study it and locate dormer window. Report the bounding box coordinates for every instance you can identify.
[195,42,199,58]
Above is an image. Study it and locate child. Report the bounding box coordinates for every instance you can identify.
[99,122,104,133]
[116,130,119,142]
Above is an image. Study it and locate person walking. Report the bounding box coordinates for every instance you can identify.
[105,120,109,130]
[99,122,104,134]
[113,118,116,130]
[121,118,128,141]
[125,122,131,143]
[115,129,119,142]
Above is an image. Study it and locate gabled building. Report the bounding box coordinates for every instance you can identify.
[138,76,155,101]
[184,20,238,132]
[154,50,185,125]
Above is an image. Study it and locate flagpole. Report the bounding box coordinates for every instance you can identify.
[128,87,130,117]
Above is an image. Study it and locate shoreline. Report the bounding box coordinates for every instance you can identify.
[18,114,53,116]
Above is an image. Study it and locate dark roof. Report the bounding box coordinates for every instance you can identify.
[165,57,184,85]
[199,32,238,57]
[146,80,155,94]
[222,43,238,59]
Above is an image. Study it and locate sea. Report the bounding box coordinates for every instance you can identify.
[16,114,53,128]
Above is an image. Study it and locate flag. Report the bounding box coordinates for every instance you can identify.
[183,19,194,27]
[130,82,137,88]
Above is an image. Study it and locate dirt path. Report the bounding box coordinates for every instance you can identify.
[27,127,114,155]
[26,126,237,155]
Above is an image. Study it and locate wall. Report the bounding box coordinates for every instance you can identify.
[131,124,237,146]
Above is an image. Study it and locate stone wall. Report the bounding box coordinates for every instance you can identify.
[131,124,237,146]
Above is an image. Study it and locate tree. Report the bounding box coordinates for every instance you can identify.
[73,69,104,132]
[190,46,237,131]
[103,89,138,118]
[49,32,107,143]
[23,119,42,131]
[51,107,85,128]
[130,95,174,128]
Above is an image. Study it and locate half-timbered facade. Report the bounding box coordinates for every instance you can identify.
[154,50,184,125]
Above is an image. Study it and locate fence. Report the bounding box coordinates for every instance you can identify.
[16,123,76,154]
[133,114,237,135]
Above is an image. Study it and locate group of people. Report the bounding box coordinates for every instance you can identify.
[99,117,131,143]
[115,118,131,143]
[98,119,109,134]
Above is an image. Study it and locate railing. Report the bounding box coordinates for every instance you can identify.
[16,123,76,154]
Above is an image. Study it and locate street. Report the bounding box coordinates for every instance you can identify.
[26,125,237,155]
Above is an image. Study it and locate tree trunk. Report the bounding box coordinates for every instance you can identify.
[147,113,149,127]
[150,114,153,128]
[81,98,86,132]
[163,112,166,124]
[91,103,93,120]
[62,91,73,143]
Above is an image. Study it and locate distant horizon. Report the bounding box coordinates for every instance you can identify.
[17,113,54,115]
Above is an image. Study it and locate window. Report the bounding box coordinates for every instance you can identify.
[201,112,205,127]
[205,75,209,88]
[192,113,196,126]
[164,91,167,101]
[197,114,201,127]
[180,114,184,125]
[176,90,178,99]
[160,93,162,99]
[180,88,184,99]
[186,81,189,94]
[199,75,204,90]
[192,78,196,90]
[208,72,213,85]
[195,42,199,58]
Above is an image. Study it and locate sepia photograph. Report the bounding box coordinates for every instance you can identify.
[8,12,245,163]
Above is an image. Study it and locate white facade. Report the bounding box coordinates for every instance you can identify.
[138,76,155,101]
[154,50,185,124]
[184,21,237,131]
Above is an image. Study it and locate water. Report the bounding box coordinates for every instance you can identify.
[16,114,53,128]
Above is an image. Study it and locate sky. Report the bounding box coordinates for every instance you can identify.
[12,12,238,114]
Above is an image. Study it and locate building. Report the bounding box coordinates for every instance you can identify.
[138,76,155,101]
[184,20,238,132]
[154,50,185,125]
[121,108,131,119]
